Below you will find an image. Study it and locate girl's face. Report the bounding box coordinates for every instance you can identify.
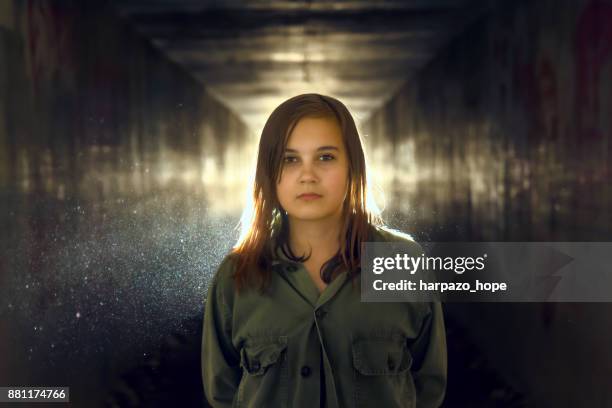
[277,116,349,224]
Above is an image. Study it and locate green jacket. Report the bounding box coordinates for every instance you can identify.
[201,226,447,408]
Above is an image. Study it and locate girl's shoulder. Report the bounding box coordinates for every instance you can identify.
[370,225,418,243]
[369,225,425,256]
[209,252,240,289]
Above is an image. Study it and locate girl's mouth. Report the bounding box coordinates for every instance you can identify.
[298,193,322,201]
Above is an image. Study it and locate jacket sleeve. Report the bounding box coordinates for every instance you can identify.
[409,301,448,408]
[201,257,242,407]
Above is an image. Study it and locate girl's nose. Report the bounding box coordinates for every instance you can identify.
[298,163,318,183]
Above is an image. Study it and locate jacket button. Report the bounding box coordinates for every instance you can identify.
[300,365,311,377]
[315,308,327,319]
[286,265,298,272]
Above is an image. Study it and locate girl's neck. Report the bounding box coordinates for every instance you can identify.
[288,216,342,260]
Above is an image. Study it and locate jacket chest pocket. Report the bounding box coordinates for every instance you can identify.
[352,335,415,408]
[236,336,288,408]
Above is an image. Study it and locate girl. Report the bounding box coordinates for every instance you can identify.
[202,93,447,408]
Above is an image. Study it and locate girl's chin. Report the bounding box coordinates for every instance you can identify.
[286,210,342,222]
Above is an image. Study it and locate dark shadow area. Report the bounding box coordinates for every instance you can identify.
[104,316,208,408]
[102,310,528,408]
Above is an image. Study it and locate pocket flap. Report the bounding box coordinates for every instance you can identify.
[240,337,287,376]
[352,337,412,375]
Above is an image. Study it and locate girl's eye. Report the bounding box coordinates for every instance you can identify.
[282,154,335,164]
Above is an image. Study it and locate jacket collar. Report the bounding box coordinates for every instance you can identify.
[268,223,386,265]
[267,230,352,307]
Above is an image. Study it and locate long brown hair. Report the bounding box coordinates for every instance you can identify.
[232,93,382,293]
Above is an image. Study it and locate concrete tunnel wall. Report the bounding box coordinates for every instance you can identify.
[0,0,252,209]
[0,0,252,401]
[362,0,611,406]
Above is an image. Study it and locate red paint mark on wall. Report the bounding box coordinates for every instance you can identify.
[536,59,559,141]
[513,53,560,143]
[25,0,75,94]
[574,0,612,141]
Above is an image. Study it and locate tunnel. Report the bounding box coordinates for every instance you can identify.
[0,0,611,407]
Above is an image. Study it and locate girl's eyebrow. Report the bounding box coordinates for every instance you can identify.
[284,146,339,153]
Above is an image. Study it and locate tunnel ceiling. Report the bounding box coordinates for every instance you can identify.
[113,0,491,132]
